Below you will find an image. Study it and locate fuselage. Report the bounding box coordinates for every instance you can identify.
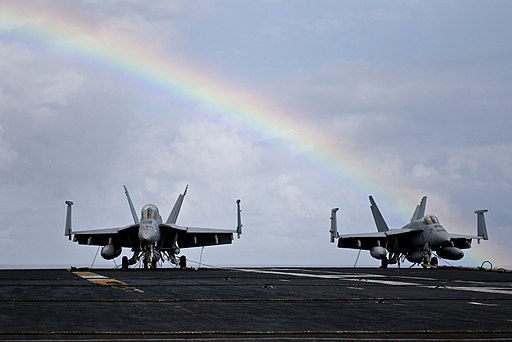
[403,214,464,263]
[406,215,451,250]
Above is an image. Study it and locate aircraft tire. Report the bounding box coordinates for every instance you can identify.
[380,258,388,269]
[122,256,128,270]
[431,256,438,267]
[179,255,187,269]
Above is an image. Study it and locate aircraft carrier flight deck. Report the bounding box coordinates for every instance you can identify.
[1,266,512,341]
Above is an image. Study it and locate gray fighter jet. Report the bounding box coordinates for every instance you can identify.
[330,196,488,268]
[65,186,242,269]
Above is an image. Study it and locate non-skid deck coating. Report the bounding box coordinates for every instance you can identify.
[1,267,512,341]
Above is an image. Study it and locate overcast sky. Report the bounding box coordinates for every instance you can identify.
[0,1,510,268]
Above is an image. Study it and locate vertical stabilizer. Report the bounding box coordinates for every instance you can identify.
[330,208,340,243]
[236,199,243,238]
[64,201,73,240]
[475,209,489,240]
[124,186,139,224]
[369,196,389,232]
[410,196,427,222]
[166,185,188,224]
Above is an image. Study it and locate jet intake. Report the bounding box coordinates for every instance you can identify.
[453,239,471,249]
[370,246,387,260]
[437,246,464,260]
[101,244,122,260]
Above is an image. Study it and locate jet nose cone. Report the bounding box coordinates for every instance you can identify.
[434,228,451,247]
[139,225,158,243]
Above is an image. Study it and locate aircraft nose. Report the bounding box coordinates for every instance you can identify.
[139,225,158,243]
[434,228,451,247]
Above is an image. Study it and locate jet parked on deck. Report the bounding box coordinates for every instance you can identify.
[65,186,242,269]
[330,196,488,268]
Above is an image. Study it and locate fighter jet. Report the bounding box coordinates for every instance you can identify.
[65,185,242,269]
[329,196,488,268]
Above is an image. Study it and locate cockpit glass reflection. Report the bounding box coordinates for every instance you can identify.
[141,204,159,220]
[421,215,439,225]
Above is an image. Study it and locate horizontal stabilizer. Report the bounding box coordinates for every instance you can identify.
[369,196,389,232]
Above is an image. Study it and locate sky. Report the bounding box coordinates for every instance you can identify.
[0,0,510,269]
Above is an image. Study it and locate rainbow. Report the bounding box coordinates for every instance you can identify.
[0,3,415,206]
[0,3,505,267]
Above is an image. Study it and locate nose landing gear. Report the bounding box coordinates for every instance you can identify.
[142,244,159,269]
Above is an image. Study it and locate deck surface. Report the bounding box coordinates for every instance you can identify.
[1,266,512,341]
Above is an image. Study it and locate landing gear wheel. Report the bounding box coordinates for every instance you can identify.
[430,256,438,268]
[380,258,388,269]
[179,255,187,269]
[122,256,128,270]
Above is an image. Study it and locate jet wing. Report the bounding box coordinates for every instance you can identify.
[338,231,387,250]
[159,223,236,249]
[72,224,139,248]
[338,228,419,251]
[449,233,481,240]
[448,233,483,249]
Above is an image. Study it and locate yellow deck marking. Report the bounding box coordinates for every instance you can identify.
[73,271,108,279]
[72,270,143,293]
[90,279,127,286]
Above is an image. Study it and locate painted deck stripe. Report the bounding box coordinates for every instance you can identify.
[468,301,500,307]
[237,268,512,296]
[73,271,108,279]
[72,271,143,293]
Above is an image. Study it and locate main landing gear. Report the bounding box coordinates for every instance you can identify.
[122,256,128,270]
[380,253,400,269]
[122,253,139,270]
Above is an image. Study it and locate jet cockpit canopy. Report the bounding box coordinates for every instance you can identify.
[141,204,160,220]
[421,214,440,225]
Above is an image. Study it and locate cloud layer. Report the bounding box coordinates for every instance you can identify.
[0,1,510,268]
